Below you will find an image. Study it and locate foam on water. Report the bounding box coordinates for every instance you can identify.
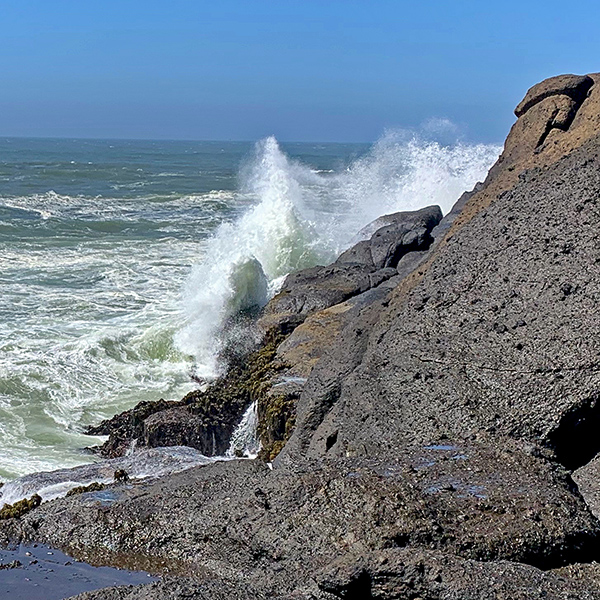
[0,134,500,481]
[0,446,219,506]
[176,131,500,378]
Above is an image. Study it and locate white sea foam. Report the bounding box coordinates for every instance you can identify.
[0,447,219,506]
[0,133,500,481]
[175,131,501,378]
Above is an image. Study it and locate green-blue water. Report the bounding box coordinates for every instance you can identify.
[0,134,500,480]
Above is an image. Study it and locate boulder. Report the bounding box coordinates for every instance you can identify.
[261,206,442,335]
[337,205,443,269]
[142,408,219,455]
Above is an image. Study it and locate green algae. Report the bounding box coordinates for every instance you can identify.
[66,482,107,497]
[0,494,42,520]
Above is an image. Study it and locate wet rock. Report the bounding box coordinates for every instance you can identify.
[338,206,442,270]
[6,439,600,597]
[261,206,442,336]
[142,408,218,454]
[87,332,288,459]
[0,494,41,520]
[66,482,106,497]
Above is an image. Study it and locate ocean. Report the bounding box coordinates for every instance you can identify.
[0,133,500,481]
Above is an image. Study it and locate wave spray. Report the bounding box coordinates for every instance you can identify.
[175,130,501,378]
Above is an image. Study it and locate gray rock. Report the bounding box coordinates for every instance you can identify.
[284,133,600,472]
[6,439,600,599]
[337,205,443,269]
[314,548,600,600]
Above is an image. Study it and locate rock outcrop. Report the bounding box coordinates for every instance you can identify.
[9,439,600,598]
[281,73,600,470]
[5,73,600,599]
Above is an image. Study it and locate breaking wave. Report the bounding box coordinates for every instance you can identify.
[176,131,501,378]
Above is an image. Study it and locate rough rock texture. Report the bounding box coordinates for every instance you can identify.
[314,549,600,600]
[68,578,266,600]
[6,439,600,598]
[6,73,600,599]
[282,76,600,471]
[336,205,443,268]
[88,332,287,458]
[574,455,600,520]
[261,206,442,334]
[69,553,600,600]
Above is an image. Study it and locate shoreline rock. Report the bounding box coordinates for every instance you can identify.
[4,72,600,599]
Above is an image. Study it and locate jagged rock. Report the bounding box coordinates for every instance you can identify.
[262,263,385,328]
[142,408,218,455]
[86,399,177,458]
[261,206,441,337]
[281,78,600,472]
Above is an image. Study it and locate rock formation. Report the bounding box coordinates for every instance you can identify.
[4,72,600,599]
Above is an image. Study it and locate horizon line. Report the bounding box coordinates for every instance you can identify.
[0,133,378,145]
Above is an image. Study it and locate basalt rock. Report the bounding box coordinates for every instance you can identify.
[314,548,600,600]
[280,74,600,471]
[260,206,442,335]
[8,73,600,600]
[88,331,287,458]
[5,438,600,599]
[337,205,442,269]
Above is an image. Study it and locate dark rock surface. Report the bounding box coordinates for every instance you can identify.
[5,439,600,598]
[574,455,600,520]
[314,548,600,600]
[68,578,264,600]
[337,205,442,268]
[283,104,600,472]
[87,332,287,459]
[260,205,441,334]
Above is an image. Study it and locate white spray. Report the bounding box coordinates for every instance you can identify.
[175,130,501,378]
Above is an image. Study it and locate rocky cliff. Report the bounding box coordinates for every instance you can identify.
[4,73,600,599]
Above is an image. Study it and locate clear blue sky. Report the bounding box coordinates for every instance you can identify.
[1,0,599,143]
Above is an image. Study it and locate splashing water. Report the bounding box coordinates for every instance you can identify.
[176,132,501,378]
[0,134,499,480]
[226,401,260,459]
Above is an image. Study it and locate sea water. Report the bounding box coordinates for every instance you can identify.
[0,132,500,481]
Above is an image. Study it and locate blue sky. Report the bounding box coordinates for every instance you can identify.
[1,0,599,142]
